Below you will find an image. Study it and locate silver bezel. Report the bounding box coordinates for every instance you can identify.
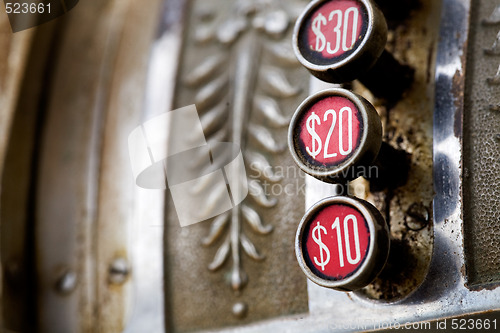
[288,88,371,180]
[295,196,382,290]
[292,0,375,74]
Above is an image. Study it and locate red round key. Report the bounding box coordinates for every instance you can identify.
[293,0,387,83]
[305,204,370,279]
[296,196,389,291]
[288,88,381,183]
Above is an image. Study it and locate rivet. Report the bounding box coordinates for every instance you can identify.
[55,270,77,294]
[232,302,248,319]
[109,258,130,285]
[405,203,430,231]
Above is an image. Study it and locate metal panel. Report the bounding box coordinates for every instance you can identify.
[34,0,122,328]
[193,0,499,331]
[33,0,164,331]
[121,0,183,332]
[165,0,311,330]
[463,0,500,288]
[3,0,500,331]
[95,0,164,331]
[0,11,35,332]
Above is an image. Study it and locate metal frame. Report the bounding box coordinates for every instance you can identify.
[210,0,500,331]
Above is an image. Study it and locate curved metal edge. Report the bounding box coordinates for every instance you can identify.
[123,0,189,332]
[407,0,470,302]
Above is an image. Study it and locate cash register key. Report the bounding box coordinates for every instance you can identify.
[295,195,390,291]
[292,0,413,101]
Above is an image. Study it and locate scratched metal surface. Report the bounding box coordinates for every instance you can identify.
[164,0,311,331]
[1,1,165,332]
[205,0,500,331]
[463,0,500,288]
[2,0,500,331]
[0,12,35,332]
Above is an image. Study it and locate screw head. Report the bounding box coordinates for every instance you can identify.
[109,258,130,285]
[55,270,77,294]
[295,196,389,291]
[293,0,387,83]
[232,301,248,319]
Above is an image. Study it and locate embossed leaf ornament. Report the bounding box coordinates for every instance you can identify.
[184,0,302,305]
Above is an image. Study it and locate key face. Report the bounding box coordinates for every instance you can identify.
[303,203,370,280]
[296,95,363,167]
[288,88,382,182]
[299,0,368,65]
[295,196,389,291]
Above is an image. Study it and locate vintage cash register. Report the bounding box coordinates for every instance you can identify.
[0,0,499,331]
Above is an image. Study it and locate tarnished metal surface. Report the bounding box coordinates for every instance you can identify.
[0,12,36,332]
[303,0,438,306]
[165,0,310,330]
[94,0,164,331]
[463,0,500,288]
[297,0,438,304]
[0,12,32,175]
[34,0,134,329]
[125,0,185,332]
[2,0,500,331]
[23,0,164,331]
[197,0,500,331]
[1,22,56,332]
[355,0,438,300]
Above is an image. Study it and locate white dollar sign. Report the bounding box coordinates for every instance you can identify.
[312,221,330,271]
[311,13,327,52]
[306,112,322,159]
